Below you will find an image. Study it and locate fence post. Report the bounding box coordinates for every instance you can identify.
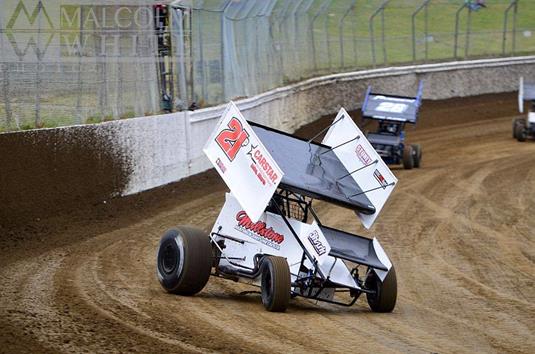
[171,6,188,108]
[454,2,468,59]
[0,11,12,129]
[339,0,356,69]
[464,6,472,58]
[2,66,12,129]
[381,4,386,64]
[369,0,389,68]
[301,0,316,74]
[502,1,516,55]
[424,2,429,61]
[35,0,43,128]
[324,1,333,71]
[187,8,194,106]
[197,7,206,104]
[352,1,358,67]
[280,0,304,82]
[276,1,292,82]
[512,0,518,54]
[293,0,306,77]
[310,0,331,71]
[266,5,281,86]
[75,6,84,124]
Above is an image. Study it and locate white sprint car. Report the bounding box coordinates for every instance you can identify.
[156,102,398,312]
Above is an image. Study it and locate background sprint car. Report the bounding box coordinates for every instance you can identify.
[362,81,423,169]
[513,77,535,142]
[157,102,398,312]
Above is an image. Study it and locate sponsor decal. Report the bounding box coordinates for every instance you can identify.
[248,145,279,186]
[373,169,389,189]
[307,230,327,256]
[355,144,372,165]
[215,157,226,173]
[235,211,284,250]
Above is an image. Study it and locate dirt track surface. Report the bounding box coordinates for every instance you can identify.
[1,93,534,353]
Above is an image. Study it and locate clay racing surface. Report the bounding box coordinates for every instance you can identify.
[1,93,534,353]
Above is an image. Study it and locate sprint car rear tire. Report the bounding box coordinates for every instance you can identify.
[411,144,422,168]
[513,118,524,139]
[365,266,397,313]
[514,122,527,142]
[156,226,212,295]
[403,145,414,170]
[260,256,291,312]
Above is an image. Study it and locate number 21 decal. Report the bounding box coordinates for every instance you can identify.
[215,117,250,161]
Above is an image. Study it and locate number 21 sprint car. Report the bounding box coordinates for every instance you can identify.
[156,102,399,312]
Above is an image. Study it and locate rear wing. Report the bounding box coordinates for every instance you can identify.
[518,77,535,113]
[204,102,397,229]
[361,81,423,124]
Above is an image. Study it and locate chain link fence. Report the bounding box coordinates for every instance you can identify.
[1,0,535,132]
[177,0,535,108]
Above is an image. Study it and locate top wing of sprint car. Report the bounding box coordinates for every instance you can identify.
[519,76,535,113]
[203,101,397,229]
[362,80,423,123]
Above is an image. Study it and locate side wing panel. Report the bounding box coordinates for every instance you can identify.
[322,108,398,229]
[203,102,284,222]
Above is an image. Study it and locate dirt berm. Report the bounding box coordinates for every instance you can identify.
[1,93,534,353]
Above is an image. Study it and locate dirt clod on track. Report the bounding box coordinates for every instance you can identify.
[1,93,534,353]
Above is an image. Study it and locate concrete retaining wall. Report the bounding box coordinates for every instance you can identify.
[2,56,535,224]
[125,56,535,196]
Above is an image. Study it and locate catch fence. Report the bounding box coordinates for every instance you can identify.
[1,0,534,131]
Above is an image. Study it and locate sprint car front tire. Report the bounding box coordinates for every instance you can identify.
[261,256,291,312]
[365,266,397,313]
[403,145,414,170]
[157,226,212,295]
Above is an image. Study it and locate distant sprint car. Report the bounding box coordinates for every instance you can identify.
[513,77,535,142]
[362,81,424,169]
[156,102,398,312]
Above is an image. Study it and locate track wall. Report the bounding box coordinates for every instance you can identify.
[1,57,535,224]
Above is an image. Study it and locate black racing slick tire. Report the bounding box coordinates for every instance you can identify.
[365,266,397,313]
[403,145,414,170]
[411,144,422,168]
[260,256,291,312]
[515,122,527,142]
[157,226,212,295]
[513,118,524,139]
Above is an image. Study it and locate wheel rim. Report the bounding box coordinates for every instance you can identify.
[261,263,273,304]
[161,243,179,275]
[366,271,380,306]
